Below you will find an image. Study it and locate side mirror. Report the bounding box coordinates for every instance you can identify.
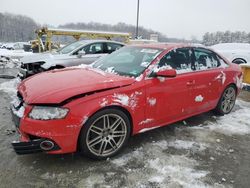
[77,50,86,58]
[156,69,177,78]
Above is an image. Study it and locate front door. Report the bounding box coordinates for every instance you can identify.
[144,47,196,128]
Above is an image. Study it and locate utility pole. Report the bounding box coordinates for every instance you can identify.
[135,0,140,39]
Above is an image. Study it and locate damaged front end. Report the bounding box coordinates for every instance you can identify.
[19,62,46,79]
[11,67,136,155]
[10,92,64,155]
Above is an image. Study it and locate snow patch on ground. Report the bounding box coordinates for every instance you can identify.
[168,140,208,151]
[147,156,208,188]
[192,100,250,136]
[152,139,208,151]
[111,140,209,187]
[40,172,56,180]
[0,57,19,68]
[148,176,165,183]
[80,174,105,188]
[112,148,143,166]
[0,78,20,96]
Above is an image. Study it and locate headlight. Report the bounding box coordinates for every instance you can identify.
[29,106,69,120]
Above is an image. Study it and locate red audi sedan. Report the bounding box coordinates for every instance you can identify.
[11,43,242,159]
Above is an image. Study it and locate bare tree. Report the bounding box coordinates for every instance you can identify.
[0,12,39,42]
[202,31,250,46]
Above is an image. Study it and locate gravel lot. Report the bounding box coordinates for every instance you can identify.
[0,68,250,188]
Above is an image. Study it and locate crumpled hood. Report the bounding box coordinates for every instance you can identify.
[18,68,135,104]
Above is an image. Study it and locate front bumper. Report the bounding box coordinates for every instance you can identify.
[12,139,60,155]
[11,106,61,154]
[10,104,82,155]
[11,106,21,129]
[19,62,46,79]
[18,67,34,79]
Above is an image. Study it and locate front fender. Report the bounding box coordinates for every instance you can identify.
[64,84,146,135]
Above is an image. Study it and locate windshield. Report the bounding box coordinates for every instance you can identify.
[92,46,162,77]
[57,40,88,54]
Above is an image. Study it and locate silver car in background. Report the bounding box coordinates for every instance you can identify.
[19,40,124,78]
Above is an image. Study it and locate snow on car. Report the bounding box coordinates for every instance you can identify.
[10,43,242,159]
[19,40,124,79]
[211,43,250,65]
[0,48,32,61]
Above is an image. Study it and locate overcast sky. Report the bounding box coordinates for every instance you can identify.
[1,0,250,39]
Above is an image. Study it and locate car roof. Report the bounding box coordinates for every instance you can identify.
[78,39,125,45]
[129,43,204,51]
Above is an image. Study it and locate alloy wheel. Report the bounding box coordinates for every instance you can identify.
[86,114,128,157]
[221,87,236,113]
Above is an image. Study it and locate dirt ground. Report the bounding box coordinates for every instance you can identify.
[0,68,250,188]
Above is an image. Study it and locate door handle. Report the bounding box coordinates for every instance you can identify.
[186,80,195,86]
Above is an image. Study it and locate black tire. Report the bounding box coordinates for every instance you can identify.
[214,85,236,115]
[232,58,246,65]
[79,108,131,160]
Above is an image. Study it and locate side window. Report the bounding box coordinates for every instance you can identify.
[158,48,193,74]
[194,48,221,70]
[83,43,104,54]
[106,43,123,53]
[217,55,229,68]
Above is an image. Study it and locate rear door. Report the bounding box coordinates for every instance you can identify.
[185,47,227,114]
